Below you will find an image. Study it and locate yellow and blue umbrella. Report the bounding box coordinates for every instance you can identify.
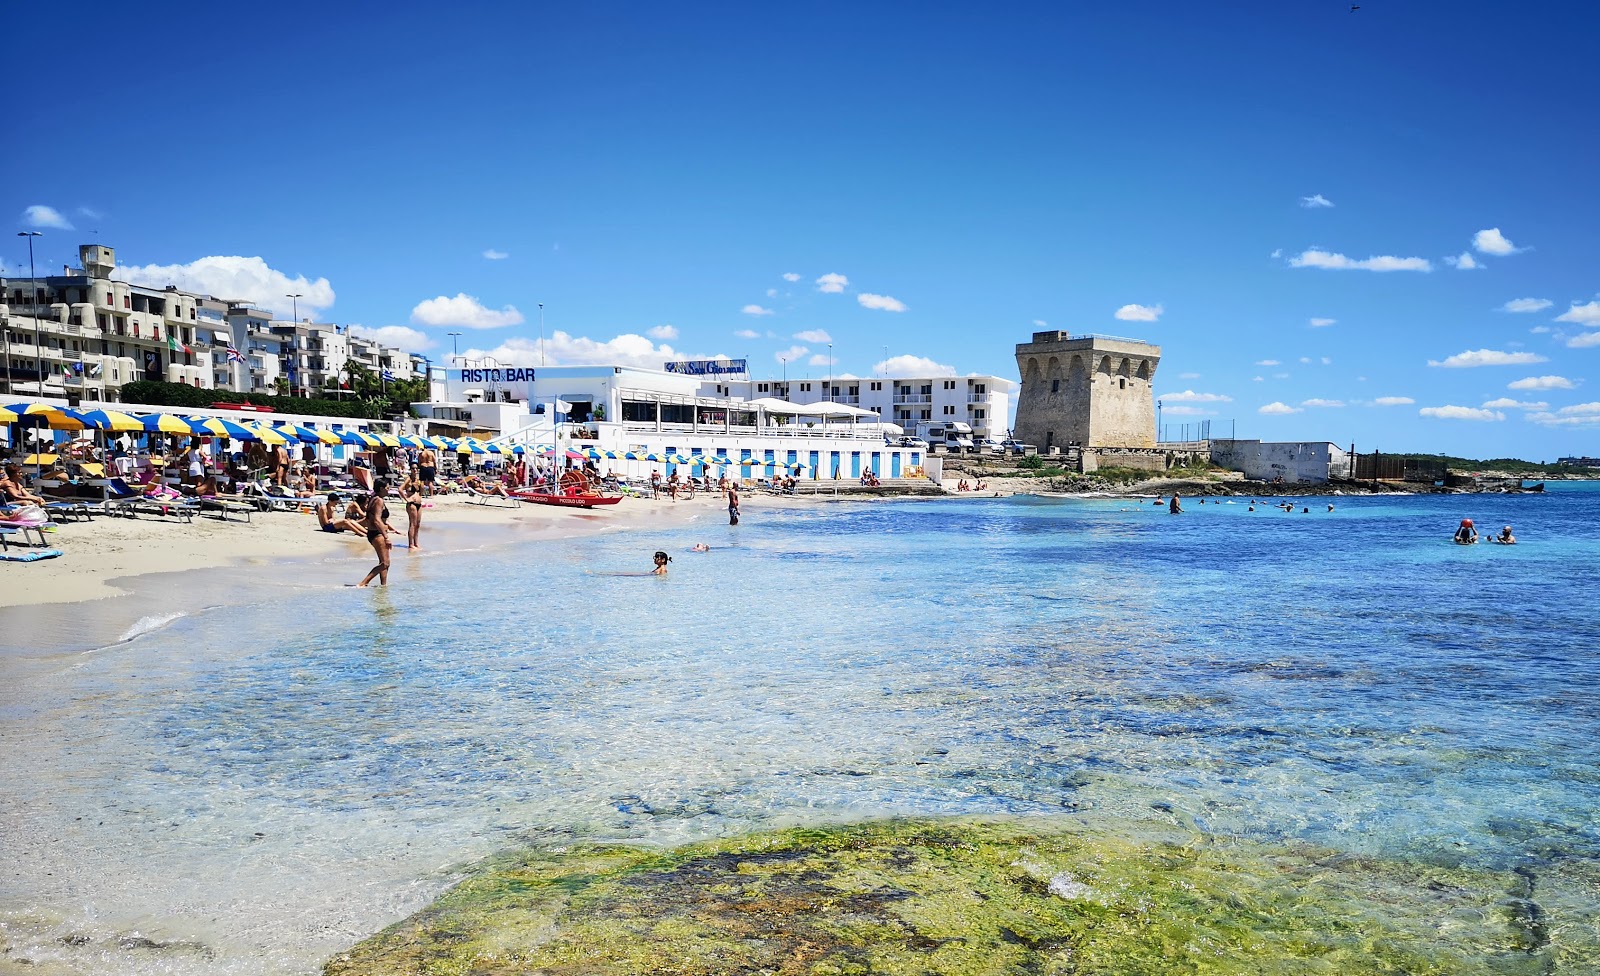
[0,405,17,423]
[269,424,322,444]
[3,402,64,417]
[370,431,403,449]
[187,416,257,439]
[709,455,735,466]
[305,427,344,445]
[243,423,293,446]
[396,434,424,449]
[456,439,487,455]
[76,408,144,432]
[141,413,194,434]
[584,448,605,460]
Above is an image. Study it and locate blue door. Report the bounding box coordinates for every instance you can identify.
[808,450,820,479]
[891,452,902,477]
[830,451,841,479]
[850,452,861,477]
[764,450,776,477]
[666,445,677,477]
[871,452,881,474]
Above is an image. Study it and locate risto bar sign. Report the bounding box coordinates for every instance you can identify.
[458,368,536,383]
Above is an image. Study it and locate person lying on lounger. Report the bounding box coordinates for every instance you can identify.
[463,475,509,497]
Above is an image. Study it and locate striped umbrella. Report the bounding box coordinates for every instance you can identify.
[271,424,323,444]
[141,413,195,434]
[456,439,487,455]
[584,448,605,460]
[75,408,144,432]
[483,442,505,454]
[187,416,257,439]
[739,456,762,466]
[509,444,527,455]
[643,452,668,463]
[370,432,403,449]
[396,434,424,449]
[3,402,66,417]
[709,455,734,466]
[0,405,17,423]
[340,430,381,447]
[307,427,344,445]
[244,423,293,446]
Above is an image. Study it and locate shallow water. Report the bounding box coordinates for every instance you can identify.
[3,485,1598,974]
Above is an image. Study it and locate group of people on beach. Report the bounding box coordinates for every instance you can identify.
[314,477,426,586]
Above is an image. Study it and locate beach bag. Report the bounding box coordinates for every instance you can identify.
[7,504,48,525]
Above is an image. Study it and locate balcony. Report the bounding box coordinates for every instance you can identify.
[966,393,991,403]
[892,394,932,404]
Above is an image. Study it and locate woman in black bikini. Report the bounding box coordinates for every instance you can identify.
[357,480,398,587]
[400,474,424,551]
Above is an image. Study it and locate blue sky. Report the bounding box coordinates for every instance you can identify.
[10,2,1599,459]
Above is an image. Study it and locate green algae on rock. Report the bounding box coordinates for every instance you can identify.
[326,817,1594,975]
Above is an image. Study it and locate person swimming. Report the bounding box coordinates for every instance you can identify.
[652,550,672,575]
[1496,525,1516,545]
[1454,518,1478,545]
[691,543,710,552]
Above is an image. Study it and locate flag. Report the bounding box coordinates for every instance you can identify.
[226,345,245,364]
[167,334,191,355]
[381,369,395,382]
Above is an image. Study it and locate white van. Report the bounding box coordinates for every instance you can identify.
[915,421,976,451]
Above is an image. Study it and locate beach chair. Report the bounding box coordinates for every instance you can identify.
[103,478,198,523]
[0,518,57,548]
[198,497,254,522]
[465,488,521,508]
[41,499,96,522]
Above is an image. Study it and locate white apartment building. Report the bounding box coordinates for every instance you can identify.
[0,243,425,402]
[720,373,1013,441]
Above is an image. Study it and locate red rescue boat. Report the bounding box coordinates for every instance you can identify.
[508,490,623,509]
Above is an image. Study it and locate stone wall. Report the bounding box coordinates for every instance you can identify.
[1209,439,1347,484]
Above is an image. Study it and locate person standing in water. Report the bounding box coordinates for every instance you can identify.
[726,481,741,525]
[357,480,398,586]
[1454,519,1478,544]
[400,474,425,552]
[651,551,671,575]
[1496,525,1517,544]
[1169,494,1183,514]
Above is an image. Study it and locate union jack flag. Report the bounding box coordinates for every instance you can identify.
[226,345,246,364]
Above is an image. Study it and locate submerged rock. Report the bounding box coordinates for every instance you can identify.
[326,817,1598,975]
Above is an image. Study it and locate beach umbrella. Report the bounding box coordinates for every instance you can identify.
[669,453,691,465]
[3,402,64,417]
[509,444,526,455]
[457,439,487,454]
[187,416,256,439]
[584,447,605,460]
[244,423,292,446]
[270,423,322,444]
[370,431,403,449]
[0,405,16,423]
[396,434,424,449]
[307,427,344,445]
[140,413,194,434]
[75,408,143,432]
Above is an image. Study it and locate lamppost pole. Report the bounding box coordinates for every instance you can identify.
[448,331,463,360]
[18,231,42,394]
[1157,399,1163,443]
[538,303,545,368]
[827,342,833,400]
[285,293,302,395]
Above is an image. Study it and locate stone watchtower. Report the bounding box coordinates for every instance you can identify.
[1013,331,1161,450]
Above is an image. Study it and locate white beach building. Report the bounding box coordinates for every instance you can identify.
[720,373,1013,443]
[416,364,938,481]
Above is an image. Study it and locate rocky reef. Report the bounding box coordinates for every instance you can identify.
[326,817,1598,975]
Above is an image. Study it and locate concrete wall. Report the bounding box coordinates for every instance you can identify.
[1210,439,1348,483]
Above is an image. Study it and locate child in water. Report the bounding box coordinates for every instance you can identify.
[652,551,672,575]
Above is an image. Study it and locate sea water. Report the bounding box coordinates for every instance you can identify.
[2,485,1598,974]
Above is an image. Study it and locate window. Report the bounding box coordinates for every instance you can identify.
[758,383,768,392]
[1051,379,1059,393]
[944,405,955,415]
[974,409,985,419]
[974,383,985,394]
[801,382,811,391]
[920,410,931,420]
[1119,378,1126,389]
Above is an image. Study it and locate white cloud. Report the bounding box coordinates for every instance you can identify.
[1114,302,1163,322]
[1269,248,1283,259]
[1443,252,1481,270]
[1255,359,1281,367]
[77,206,103,221]
[347,324,433,351]
[782,273,801,282]
[648,324,679,340]
[1558,402,1600,415]
[1527,411,1600,427]
[1309,317,1337,328]
[482,248,509,260]
[1299,194,1334,209]
[1482,397,1549,410]
[858,293,908,312]
[1299,357,1313,364]
[22,205,72,229]
[765,288,778,298]
[1427,348,1549,368]
[460,331,714,371]
[876,354,955,377]
[1288,249,1432,272]
[1259,402,1301,415]
[1420,405,1505,421]
[1508,375,1574,390]
[1158,390,1232,403]
[1179,372,1201,379]
[1501,298,1552,314]
[733,329,762,339]
[1301,398,1346,408]
[1032,319,1048,328]
[1530,326,1552,334]
[1555,301,1600,327]
[1566,331,1600,349]
[1252,376,1265,382]
[1163,405,1213,416]
[741,304,774,317]
[815,273,848,294]
[1373,396,1414,406]
[1473,228,1520,256]
[793,329,833,343]
[775,344,809,364]
[808,354,833,367]
[117,255,337,317]
[410,293,523,329]
[1321,356,1332,365]
[1274,372,1291,379]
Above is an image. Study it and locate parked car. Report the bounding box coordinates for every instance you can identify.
[896,436,929,449]
[1001,438,1033,455]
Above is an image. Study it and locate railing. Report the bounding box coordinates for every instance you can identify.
[621,421,890,441]
[892,394,931,404]
[965,394,992,403]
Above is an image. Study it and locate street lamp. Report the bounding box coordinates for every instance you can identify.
[538,303,545,367]
[1157,399,1163,443]
[285,293,303,396]
[827,342,833,400]
[448,331,463,361]
[18,231,41,394]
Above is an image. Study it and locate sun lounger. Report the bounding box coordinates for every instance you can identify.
[465,488,521,508]
[0,521,56,548]
[105,497,198,523]
[198,497,254,522]
[41,499,96,522]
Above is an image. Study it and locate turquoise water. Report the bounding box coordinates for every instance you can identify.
[3,484,1598,973]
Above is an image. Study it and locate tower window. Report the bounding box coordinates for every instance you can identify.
[1051,379,1059,393]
